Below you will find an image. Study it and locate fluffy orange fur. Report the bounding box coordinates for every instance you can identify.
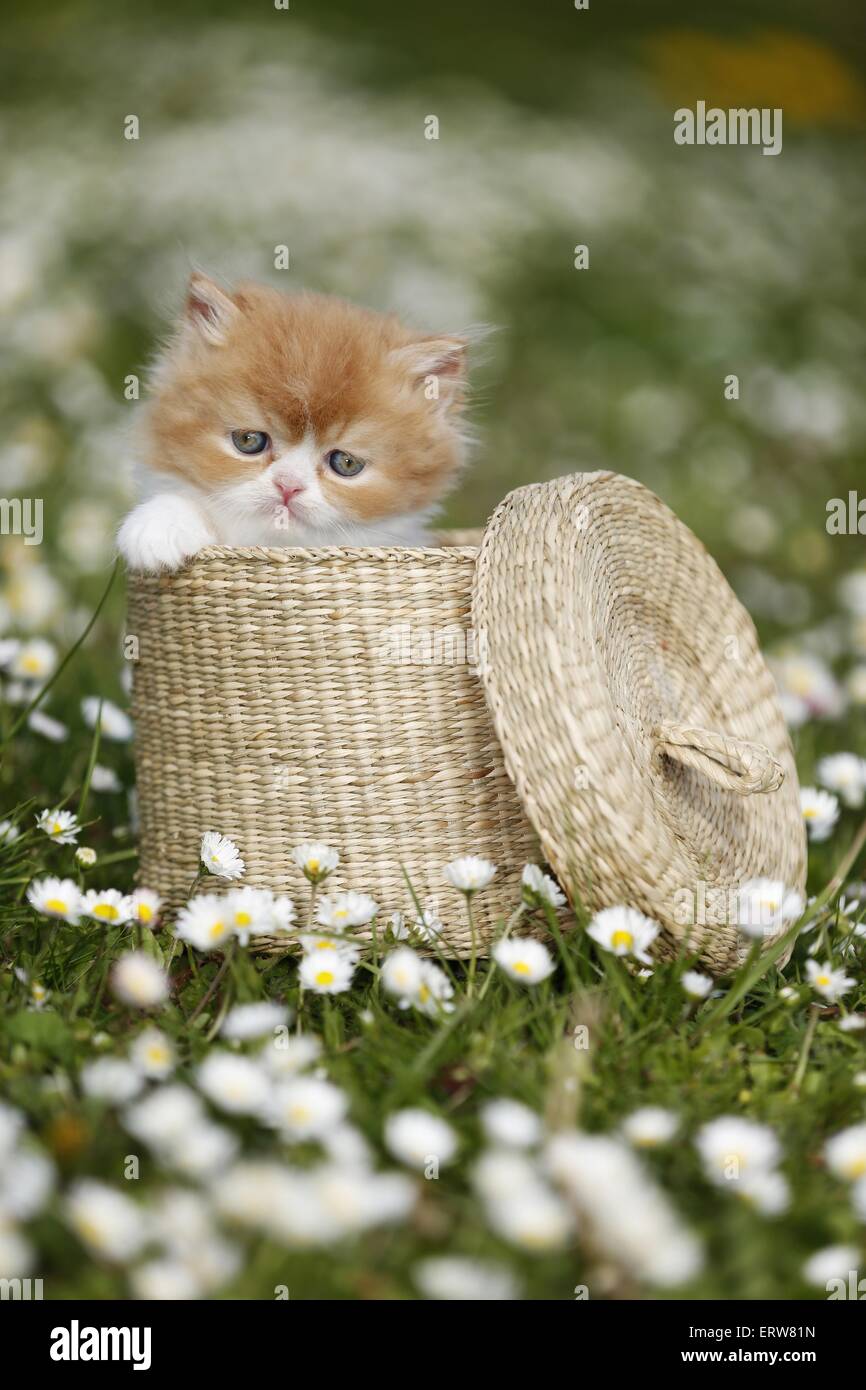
[141,276,469,525]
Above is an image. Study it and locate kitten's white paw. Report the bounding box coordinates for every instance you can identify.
[117,496,217,573]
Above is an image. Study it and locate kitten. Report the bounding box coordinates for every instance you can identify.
[118,273,470,571]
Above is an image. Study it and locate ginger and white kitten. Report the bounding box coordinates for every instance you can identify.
[118,273,470,571]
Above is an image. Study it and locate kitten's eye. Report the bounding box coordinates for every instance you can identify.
[231,429,270,456]
[327,449,365,478]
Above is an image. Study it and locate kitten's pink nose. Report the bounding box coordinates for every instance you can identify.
[275,480,305,506]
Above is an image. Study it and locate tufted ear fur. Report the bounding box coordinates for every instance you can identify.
[183,272,239,346]
[389,336,467,412]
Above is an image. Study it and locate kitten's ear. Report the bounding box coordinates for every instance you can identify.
[389,336,467,412]
[183,273,238,346]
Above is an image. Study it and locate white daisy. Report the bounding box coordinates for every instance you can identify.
[81,696,133,741]
[621,1106,680,1148]
[65,1180,146,1261]
[493,936,555,984]
[224,886,277,942]
[839,1014,866,1033]
[111,951,169,1008]
[259,1033,322,1078]
[817,752,866,809]
[26,875,82,924]
[695,1116,780,1188]
[270,895,297,935]
[131,1258,202,1301]
[220,1001,290,1041]
[380,947,424,1005]
[0,819,20,845]
[298,951,354,994]
[169,1124,239,1180]
[298,932,361,964]
[175,896,234,952]
[129,887,162,928]
[75,846,97,867]
[802,1244,861,1288]
[414,1256,520,1301]
[0,1148,55,1221]
[291,841,339,884]
[806,959,855,1002]
[384,1108,457,1170]
[738,1168,790,1216]
[123,1085,204,1149]
[737,878,804,939]
[35,807,80,845]
[444,855,496,893]
[480,1098,542,1149]
[586,906,659,964]
[81,1057,144,1104]
[27,709,68,742]
[200,830,245,881]
[484,1184,572,1252]
[824,1123,866,1180]
[90,764,123,793]
[800,786,840,842]
[130,1029,176,1080]
[267,1077,348,1141]
[7,637,56,680]
[315,890,378,930]
[415,961,455,1017]
[197,1053,270,1117]
[81,888,134,926]
[681,970,713,1000]
[521,863,566,908]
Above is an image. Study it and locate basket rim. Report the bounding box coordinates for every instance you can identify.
[180,533,481,566]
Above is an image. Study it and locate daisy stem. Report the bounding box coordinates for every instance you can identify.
[465,892,478,998]
[789,1003,821,1096]
[87,927,117,1020]
[477,902,526,1003]
[189,943,235,1025]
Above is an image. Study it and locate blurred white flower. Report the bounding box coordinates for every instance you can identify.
[480,1098,542,1149]
[90,764,123,793]
[315,890,377,930]
[385,1108,457,1170]
[806,959,855,1003]
[621,1106,679,1149]
[129,887,161,927]
[175,896,233,951]
[26,875,82,924]
[197,1053,270,1117]
[414,1256,519,1301]
[65,1180,146,1261]
[130,1029,175,1080]
[493,936,555,984]
[291,841,339,884]
[802,1244,860,1288]
[27,710,69,742]
[81,1057,144,1104]
[824,1124,866,1180]
[521,863,566,908]
[82,696,133,741]
[81,888,133,926]
[444,855,496,892]
[681,970,713,1000]
[111,951,169,1008]
[817,752,866,808]
[800,786,840,842]
[736,879,803,939]
[586,906,659,964]
[267,1077,348,1141]
[299,951,354,994]
[220,1001,289,1041]
[3,637,56,681]
[695,1116,781,1190]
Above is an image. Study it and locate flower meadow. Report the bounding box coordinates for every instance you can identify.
[4,5,866,1301]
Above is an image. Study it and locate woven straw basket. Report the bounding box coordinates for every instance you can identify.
[128,470,806,973]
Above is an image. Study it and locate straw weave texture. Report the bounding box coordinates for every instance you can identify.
[472,472,807,973]
[128,531,544,953]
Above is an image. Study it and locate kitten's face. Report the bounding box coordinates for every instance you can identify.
[141,275,469,540]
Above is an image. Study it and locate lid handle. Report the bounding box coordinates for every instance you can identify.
[653,721,785,795]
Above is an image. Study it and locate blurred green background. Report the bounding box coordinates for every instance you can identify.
[2,0,866,750]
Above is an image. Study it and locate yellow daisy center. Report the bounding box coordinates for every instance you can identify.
[315,940,336,951]
[315,970,335,986]
[147,1045,168,1064]
[51,821,64,835]
[418,983,431,1001]
[307,859,319,873]
[816,975,831,987]
[513,960,531,975]
[138,904,153,923]
[611,929,633,949]
[235,911,252,927]
[45,897,68,913]
[208,920,225,939]
[93,903,119,921]
[21,655,42,674]
[844,1157,866,1178]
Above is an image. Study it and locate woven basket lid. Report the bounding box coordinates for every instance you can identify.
[472,471,807,973]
